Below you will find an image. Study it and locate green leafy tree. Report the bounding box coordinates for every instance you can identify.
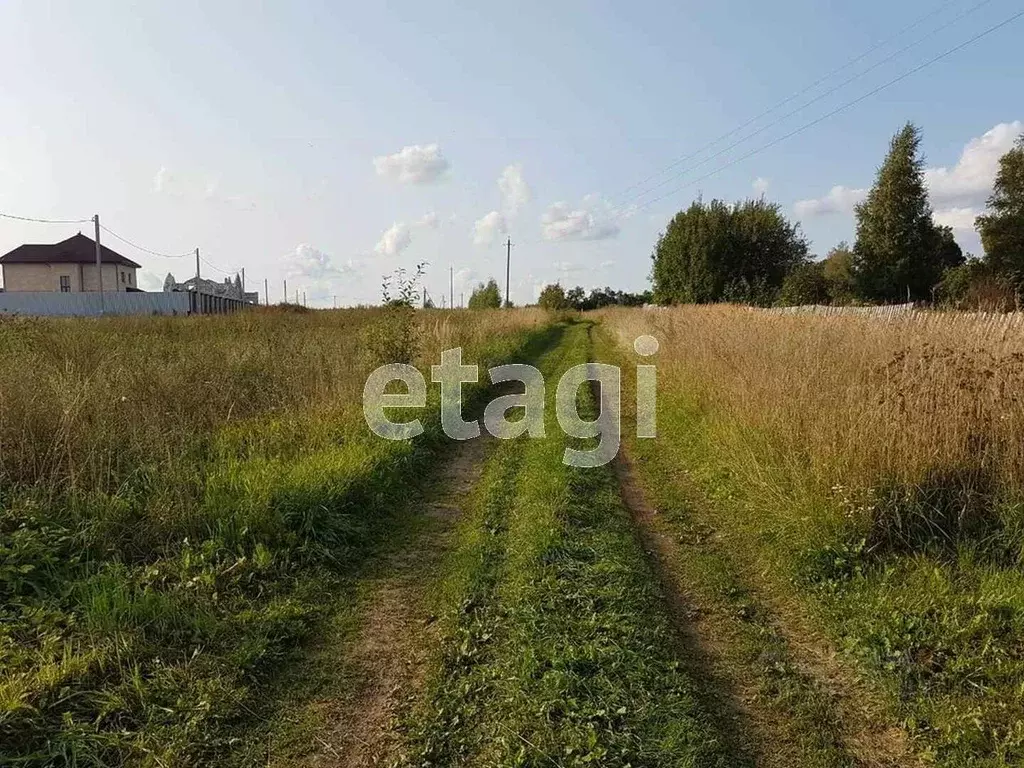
[566,286,586,310]
[821,242,856,304]
[566,286,651,311]
[651,197,807,305]
[853,123,963,302]
[976,132,1024,290]
[537,283,568,310]
[778,260,828,306]
[467,279,502,309]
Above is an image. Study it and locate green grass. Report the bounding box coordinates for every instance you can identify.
[0,312,555,767]
[592,322,1024,767]
[404,322,730,767]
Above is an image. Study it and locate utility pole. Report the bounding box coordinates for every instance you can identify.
[505,236,512,308]
[284,279,288,304]
[422,285,427,308]
[93,214,104,313]
[264,278,268,306]
[333,295,337,309]
[295,289,299,304]
[460,291,464,309]
[195,248,200,281]
[241,267,246,296]
[449,265,453,310]
[302,291,306,307]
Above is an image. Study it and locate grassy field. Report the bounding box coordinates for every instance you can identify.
[4,304,1023,767]
[599,305,1024,767]
[0,306,549,766]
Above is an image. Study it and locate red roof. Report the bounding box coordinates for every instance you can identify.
[0,233,141,269]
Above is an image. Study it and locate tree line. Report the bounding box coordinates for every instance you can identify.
[651,123,1024,308]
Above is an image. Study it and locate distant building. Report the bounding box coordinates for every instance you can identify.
[163,273,258,304]
[0,233,141,293]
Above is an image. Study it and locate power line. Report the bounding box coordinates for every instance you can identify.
[200,255,243,276]
[98,224,192,259]
[609,0,998,216]
[628,7,1024,216]
[0,211,91,224]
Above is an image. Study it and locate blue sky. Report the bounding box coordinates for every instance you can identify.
[0,0,1021,306]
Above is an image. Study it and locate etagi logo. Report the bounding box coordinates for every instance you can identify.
[362,335,658,468]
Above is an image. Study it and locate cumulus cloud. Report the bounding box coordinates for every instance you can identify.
[374,222,412,256]
[540,200,620,241]
[793,122,1022,227]
[499,164,531,216]
[794,185,868,218]
[752,177,770,196]
[933,207,979,231]
[472,210,508,246]
[373,143,450,184]
[925,121,1021,231]
[285,244,357,280]
[925,121,1022,207]
[373,212,440,256]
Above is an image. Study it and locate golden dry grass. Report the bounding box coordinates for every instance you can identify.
[601,305,1024,548]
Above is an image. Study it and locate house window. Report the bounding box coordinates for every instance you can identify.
[60,275,71,293]
[121,271,126,284]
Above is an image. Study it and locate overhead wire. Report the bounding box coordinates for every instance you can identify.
[607,0,999,216]
[98,224,193,259]
[625,7,1024,216]
[0,211,91,224]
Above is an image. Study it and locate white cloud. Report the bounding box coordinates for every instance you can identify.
[925,121,1022,208]
[600,260,616,269]
[472,210,507,246]
[373,143,450,184]
[933,207,979,231]
[794,185,868,218]
[498,164,531,216]
[540,200,620,241]
[375,222,412,256]
[752,177,770,196]
[285,244,356,280]
[373,212,439,256]
[792,122,1022,223]
[416,211,439,229]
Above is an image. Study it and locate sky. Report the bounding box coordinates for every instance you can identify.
[0,0,1021,307]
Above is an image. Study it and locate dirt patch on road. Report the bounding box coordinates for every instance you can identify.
[311,433,493,768]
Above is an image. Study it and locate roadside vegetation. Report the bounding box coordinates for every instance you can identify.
[0,305,549,766]
[600,305,1024,766]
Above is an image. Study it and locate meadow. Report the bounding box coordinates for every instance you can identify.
[0,306,549,766]
[3,303,1023,767]
[599,305,1024,766]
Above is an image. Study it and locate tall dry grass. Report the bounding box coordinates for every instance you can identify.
[0,306,548,493]
[0,305,551,766]
[601,305,1024,551]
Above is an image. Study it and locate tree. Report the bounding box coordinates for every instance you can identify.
[853,123,963,302]
[778,260,828,306]
[537,283,568,310]
[651,197,807,305]
[467,279,502,309]
[976,132,1024,291]
[566,286,586,310]
[566,286,651,311]
[821,242,856,305]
